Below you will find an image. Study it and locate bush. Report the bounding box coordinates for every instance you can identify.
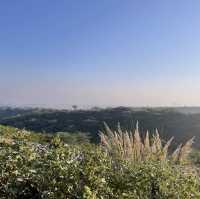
[0,125,200,198]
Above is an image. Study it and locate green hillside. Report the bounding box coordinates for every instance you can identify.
[1,107,200,147]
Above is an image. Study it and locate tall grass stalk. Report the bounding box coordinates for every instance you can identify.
[99,122,194,163]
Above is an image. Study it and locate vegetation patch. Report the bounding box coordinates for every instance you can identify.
[0,124,200,198]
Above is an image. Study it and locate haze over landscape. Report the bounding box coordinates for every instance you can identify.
[1,0,200,108]
[2,1,200,198]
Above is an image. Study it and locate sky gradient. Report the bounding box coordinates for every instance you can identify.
[1,0,200,108]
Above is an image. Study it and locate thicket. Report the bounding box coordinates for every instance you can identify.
[0,125,200,198]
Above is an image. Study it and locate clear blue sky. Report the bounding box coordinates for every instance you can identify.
[1,0,200,108]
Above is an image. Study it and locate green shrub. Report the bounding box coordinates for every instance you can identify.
[0,125,200,198]
[56,132,91,145]
[109,160,200,199]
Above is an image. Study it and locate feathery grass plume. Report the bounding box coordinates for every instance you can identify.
[143,130,151,159]
[99,133,111,151]
[99,122,194,164]
[178,137,195,163]
[155,129,162,150]
[171,144,182,163]
[133,123,143,161]
[161,137,174,161]
[144,130,150,150]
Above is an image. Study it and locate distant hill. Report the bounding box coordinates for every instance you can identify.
[1,106,200,147]
[0,106,61,119]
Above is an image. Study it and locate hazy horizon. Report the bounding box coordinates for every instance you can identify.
[1,1,200,108]
[1,103,200,110]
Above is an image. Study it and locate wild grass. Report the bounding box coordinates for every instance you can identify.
[99,122,194,163]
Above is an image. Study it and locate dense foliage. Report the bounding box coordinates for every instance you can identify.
[0,125,200,198]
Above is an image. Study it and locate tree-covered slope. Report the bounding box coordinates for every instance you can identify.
[1,107,200,147]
